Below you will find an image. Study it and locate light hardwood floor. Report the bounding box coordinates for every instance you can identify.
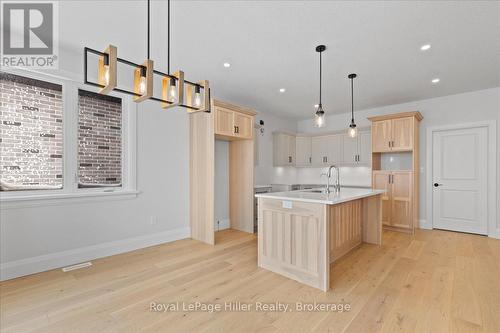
[1,229,499,333]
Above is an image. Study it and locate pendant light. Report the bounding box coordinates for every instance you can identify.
[314,45,326,128]
[347,73,358,138]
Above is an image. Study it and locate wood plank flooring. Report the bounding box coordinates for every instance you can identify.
[1,229,499,333]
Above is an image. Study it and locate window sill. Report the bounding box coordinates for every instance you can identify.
[0,190,140,209]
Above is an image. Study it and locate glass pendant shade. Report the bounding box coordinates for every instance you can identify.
[348,123,358,138]
[169,77,177,101]
[138,75,147,94]
[314,108,326,128]
[194,85,202,107]
[103,66,110,85]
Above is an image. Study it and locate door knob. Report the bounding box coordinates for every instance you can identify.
[433,183,443,187]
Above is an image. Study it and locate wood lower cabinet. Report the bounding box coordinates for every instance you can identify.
[373,171,392,226]
[372,170,413,230]
[214,105,254,140]
[391,171,413,229]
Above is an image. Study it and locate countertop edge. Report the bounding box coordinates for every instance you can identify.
[254,190,385,205]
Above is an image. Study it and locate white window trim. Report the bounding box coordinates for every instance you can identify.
[0,68,138,208]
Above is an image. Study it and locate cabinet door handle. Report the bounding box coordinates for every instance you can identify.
[309,157,312,164]
[288,156,292,163]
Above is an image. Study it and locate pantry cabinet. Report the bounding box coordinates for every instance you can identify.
[369,111,422,233]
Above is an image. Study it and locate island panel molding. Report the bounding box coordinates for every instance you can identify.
[256,189,383,291]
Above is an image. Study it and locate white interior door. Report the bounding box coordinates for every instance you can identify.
[432,126,488,234]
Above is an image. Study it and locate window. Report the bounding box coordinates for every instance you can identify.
[0,71,136,204]
[77,90,122,188]
[0,73,63,191]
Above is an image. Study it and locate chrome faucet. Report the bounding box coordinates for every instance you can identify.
[323,165,340,194]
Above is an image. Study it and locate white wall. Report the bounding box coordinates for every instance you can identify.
[0,1,192,280]
[298,87,500,230]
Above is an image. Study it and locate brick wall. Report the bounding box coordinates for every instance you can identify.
[78,90,122,187]
[0,73,63,189]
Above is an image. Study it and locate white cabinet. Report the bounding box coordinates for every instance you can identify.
[273,133,296,166]
[358,131,372,165]
[274,130,371,167]
[341,131,371,165]
[295,136,312,166]
[311,135,342,166]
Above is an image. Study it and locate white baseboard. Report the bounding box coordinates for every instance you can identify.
[418,219,432,230]
[215,218,230,232]
[0,227,190,281]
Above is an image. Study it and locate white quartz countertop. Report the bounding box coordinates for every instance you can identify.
[254,188,385,205]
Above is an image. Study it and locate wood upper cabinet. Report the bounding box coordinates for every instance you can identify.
[372,120,392,152]
[215,107,235,137]
[214,104,254,140]
[295,136,312,166]
[391,117,413,151]
[370,113,421,152]
[273,132,296,166]
[234,112,253,139]
[372,170,412,229]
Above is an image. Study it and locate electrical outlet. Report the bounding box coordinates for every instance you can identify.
[150,216,157,225]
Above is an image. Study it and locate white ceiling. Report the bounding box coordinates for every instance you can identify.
[61,1,500,119]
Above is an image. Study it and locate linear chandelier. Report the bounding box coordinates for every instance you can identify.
[83,0,210,112]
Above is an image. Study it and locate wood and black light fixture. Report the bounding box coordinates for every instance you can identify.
[83,0,210,112]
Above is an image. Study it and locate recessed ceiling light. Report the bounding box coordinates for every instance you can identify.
[420,44,431,51]
[223,62,231,68]
[279,88,286,93]
[431,78,440,84]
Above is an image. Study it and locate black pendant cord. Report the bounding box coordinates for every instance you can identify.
[167,0,170,74]
[350,77,354,122]
[319,51,322,106]
[147,0,150,60]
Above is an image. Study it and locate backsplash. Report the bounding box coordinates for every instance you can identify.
[270,166,372,187]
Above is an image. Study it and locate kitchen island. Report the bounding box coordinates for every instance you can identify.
[255,188,385,291]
